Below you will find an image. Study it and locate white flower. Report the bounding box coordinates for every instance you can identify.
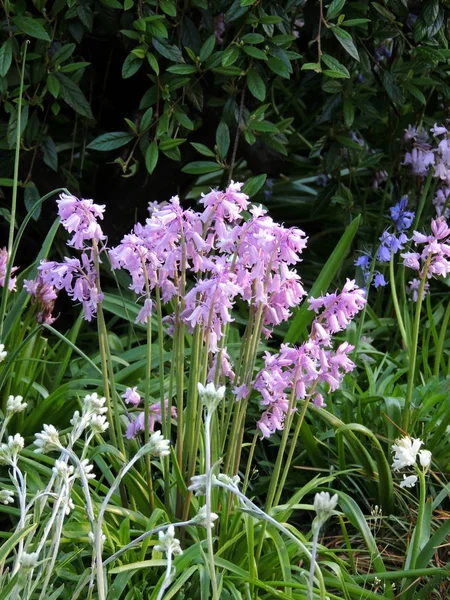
[83,393,107,416]
[148,431,170,457]
[8,434,24,454]
[0,489,14,504]
[65,498,75,515]
[90,414,109,434]
[52,460,74,480]
[0,434,24,464]
[313,491,338,519]
[20,552,39,569]
[391,436,423,470]
[88,531,105,546]
[34,424,61,454]
[197,382,226,410]
[194,505,219,529]
[70,410,81,428]
[6,395,27,415]
[154,525,183,556]
[216,473,240,488]
[188,474,208,496]
[400,474,418,488]
[76,459,96,480]
[0,344,7,362]
[419,449,432,469]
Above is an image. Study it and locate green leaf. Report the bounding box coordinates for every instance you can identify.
[145,141,159,174]
[41,136,58,171]
[221,47,240,67]
[59,61,90,73]
[24,183,41,220]
[284,214,361,343]
[47,73,60,98]
[326,0,346,20]
[12,16,51,41]
[152,39,184,62]
[190,142,215,157]
[242,173,266,197]
[403,82,426,105]
[87,131,133,151]
[301,62,322,72]
[216,121,230,158]
[159,138,186,151]
[199,35,216,62]
[175,110,194,130]
[0,39,12,77]
[343,99,355,127]
[242,46,268,60]
[322,53,350,78]
[140,107,153,132]
[55,73,94,119]
[147,19,168,38]
[166,64,197,74]
[247,69,266,101]
[332,27,359,60]
[371,2,396,22]
[0,524,37,564]
[181,161,222,174]
[147,52,159,75]
[50,43,76,66]
[160,0,177,16]
[251,120,279,133]
[122,53,143,78]
[241,33,265,44]
[267,57,290,78]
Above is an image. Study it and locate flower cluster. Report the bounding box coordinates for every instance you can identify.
[391,435,431,488]
[253,279,365,438]
[70,392,109,439]
[24,272,57,325]
[31,194,106,322]
[110,182,307,360]
[0,247,18,291]
[126,399,176,439]
[403,124,450,217]
[0,434,24,464]
[355,196,415,289]
[402,216,450,301]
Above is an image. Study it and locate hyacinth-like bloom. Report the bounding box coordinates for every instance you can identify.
[32,194,106,322]
[122,387,141,407]
[24,272,58,324]
[403,124,450,218]
[0,247,18,291]
[391,436,432,489]
[355,197,415,289]
[402,217,450,294]
[254,280,366,438]
[391,436,422,470]
[110,182,308,355]
[56,193,106,249]
[37,254,102,322]
[126,400,177,439]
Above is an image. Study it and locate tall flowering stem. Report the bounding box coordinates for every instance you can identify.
[403,257,431,430]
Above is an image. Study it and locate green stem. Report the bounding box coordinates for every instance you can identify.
[273,395,312,507]
[434,299,450,376]
[0,41,28,342]
[204,409,219,599]
[407,467,427,574]
[403,258,431,431]
[389,255,408,348]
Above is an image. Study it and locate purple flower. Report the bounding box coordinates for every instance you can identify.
[0,248,18,291]
[373,272,387,288]
[390,196,415,232]
[126,400,177,439]
[122,387,141,407]
[24,271,57,324]
[57,193,105,249]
